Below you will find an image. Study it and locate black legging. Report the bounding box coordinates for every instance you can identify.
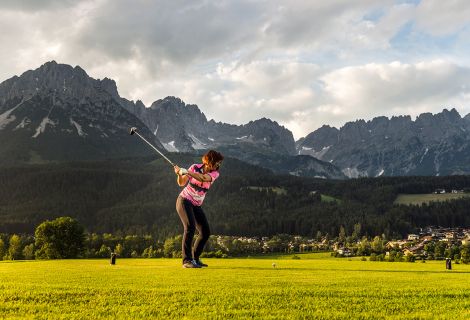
[176,196,211,262]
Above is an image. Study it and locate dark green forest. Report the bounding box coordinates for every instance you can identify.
[1,154,469,239]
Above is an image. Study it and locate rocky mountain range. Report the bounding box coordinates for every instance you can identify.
[297,109,470,177]
[119,96,295,155]
[0,62,344,178]
[1,61,469,178]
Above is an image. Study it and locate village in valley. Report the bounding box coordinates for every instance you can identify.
[332,226,470,262]
[211,225,470,263]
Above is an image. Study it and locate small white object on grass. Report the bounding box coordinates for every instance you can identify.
[272,262,277,268]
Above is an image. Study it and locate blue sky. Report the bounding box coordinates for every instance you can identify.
[1,0,470,139]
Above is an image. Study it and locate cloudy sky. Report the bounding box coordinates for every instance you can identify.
[1,0,470,139]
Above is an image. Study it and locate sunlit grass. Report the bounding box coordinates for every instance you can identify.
[394,193,470,205]
[0,255,469,319]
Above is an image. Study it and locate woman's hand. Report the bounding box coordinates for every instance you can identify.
[175,165,189,187]
[174,165,188,176]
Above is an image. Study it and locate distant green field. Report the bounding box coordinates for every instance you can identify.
[394,193,470,205]
[245,186,287,195]
[320,194,341,203]
[1,255,469,319]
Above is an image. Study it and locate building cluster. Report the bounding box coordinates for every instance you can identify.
[433,188,465,194]
[212,226,470,259]
[387,226,470,257]
[333,226,470,259]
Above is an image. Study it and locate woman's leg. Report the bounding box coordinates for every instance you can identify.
[176,196,196,262]
[193,206,211,261]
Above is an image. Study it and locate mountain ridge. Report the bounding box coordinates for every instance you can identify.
[2,61,469,178]
[297,108,470,177]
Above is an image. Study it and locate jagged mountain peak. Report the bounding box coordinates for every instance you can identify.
[0,62,163,164]
[297,125,339,156]
[297,108,470,177]
[246,117,288,130]
[150,96,185,109]
[99,77,120,99]
[390,115,412,122]
[370,116,388,123]
[302,125,339,143]
[250,117,275,123]
[437,107,461,121]
[319,124,338,130]
[149,96,206,119]
[32,60,89,81]
[0,61,117,104]
[244,118,295,137]
[135,100,146,108]
[340,111,463,130]
[416,108,461,123]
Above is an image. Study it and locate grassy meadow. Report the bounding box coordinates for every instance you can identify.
[1,253,469,319]
[320,194,342,203]
[394,193,470,206]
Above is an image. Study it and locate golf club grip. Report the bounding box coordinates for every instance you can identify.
[134,131,175,166]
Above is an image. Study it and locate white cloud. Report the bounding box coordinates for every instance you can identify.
[357,3,415,50]
[415,0,470,36]
[179,60,320,130]
[0,1,101,79]
[0,0,81,12]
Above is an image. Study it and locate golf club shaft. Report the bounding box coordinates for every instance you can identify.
[133,131,175,166]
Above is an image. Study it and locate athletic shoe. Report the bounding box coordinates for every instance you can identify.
[182,260,201,268]
[194,259,208,267]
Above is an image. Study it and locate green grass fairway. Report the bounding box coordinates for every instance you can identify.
[394,193,470,205]
[1,255,469,319]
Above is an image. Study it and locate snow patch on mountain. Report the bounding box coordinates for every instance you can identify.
[14,118,30,130]
[188,133,206,150]
[312,145,331,159]
[32,117,55,138]
[298,145,331,160]
[419,147,429,163]
[342,167,363,178]
[0,103,23,130]
[162,141,179,152]
[376,169,384,177]
[70,118,86,137]
[0,112,16,130]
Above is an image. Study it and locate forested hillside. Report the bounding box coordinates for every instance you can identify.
[1,155,469,238]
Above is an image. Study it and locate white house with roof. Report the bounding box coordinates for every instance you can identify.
[407,234,420,241]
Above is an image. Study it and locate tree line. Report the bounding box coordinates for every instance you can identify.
[1,217,468,264]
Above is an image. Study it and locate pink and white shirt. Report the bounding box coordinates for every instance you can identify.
[180,164,220,206]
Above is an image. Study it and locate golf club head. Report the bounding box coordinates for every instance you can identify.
[129,127,137,135]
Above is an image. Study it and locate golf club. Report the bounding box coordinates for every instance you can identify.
[129,127,176,167]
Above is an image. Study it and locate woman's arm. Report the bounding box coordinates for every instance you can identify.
[186,171,212,182]
[177,174,189,186]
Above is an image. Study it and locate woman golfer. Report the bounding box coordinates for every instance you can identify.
[174,150,224,268]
